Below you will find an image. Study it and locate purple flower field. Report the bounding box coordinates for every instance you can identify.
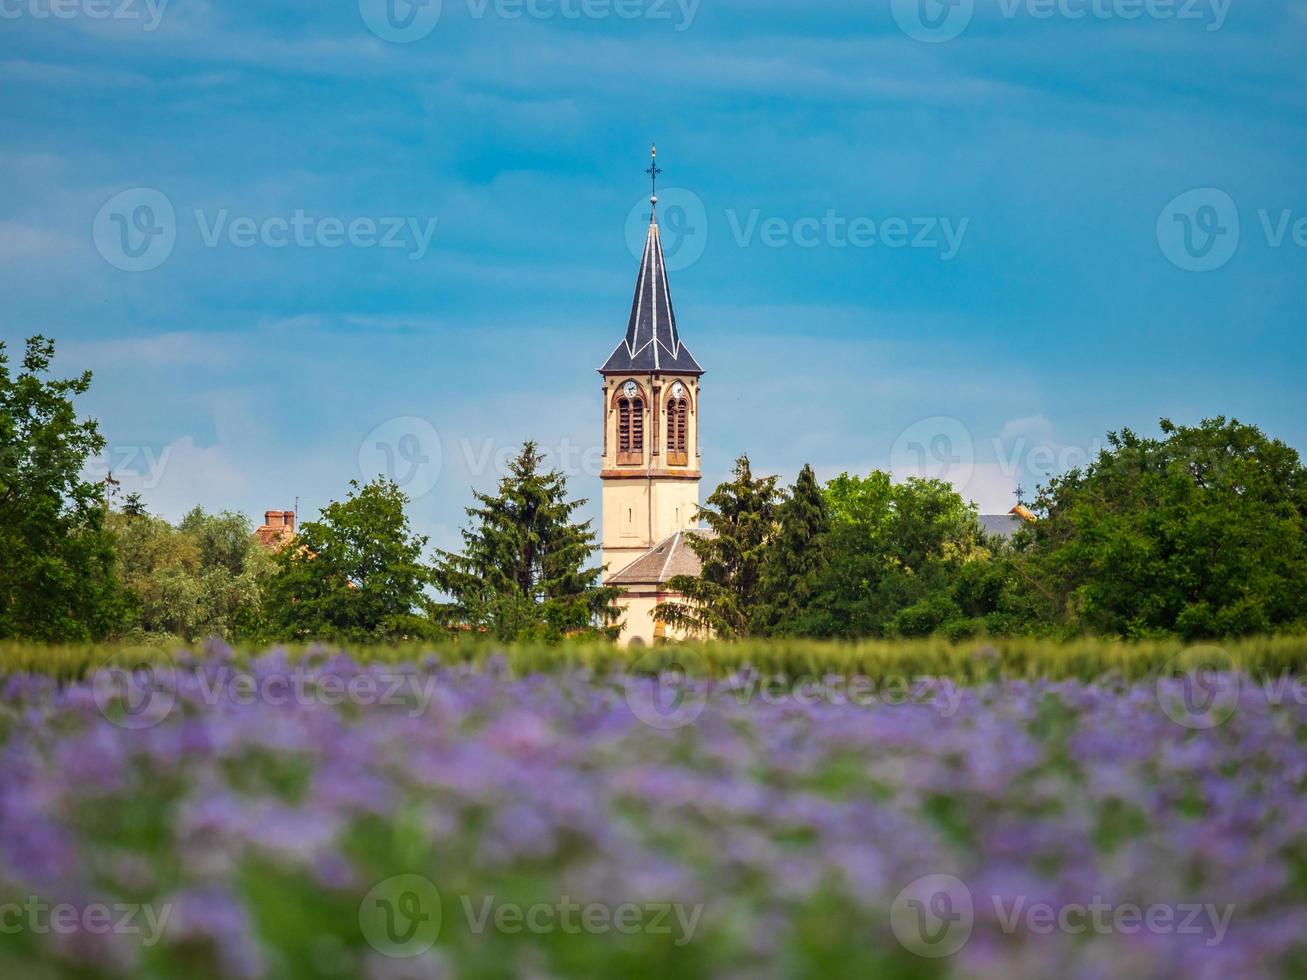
[1,649,1305,978]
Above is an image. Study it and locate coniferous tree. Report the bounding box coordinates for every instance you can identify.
[122,492,147,519]
[434,441,620,641]
[655,454,780,638]
[757,463,830,635]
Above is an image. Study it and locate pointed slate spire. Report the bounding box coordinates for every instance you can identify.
[599,147,704,377]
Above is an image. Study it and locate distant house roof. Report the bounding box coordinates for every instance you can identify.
[598,208,703,377]
[609,528,711,586]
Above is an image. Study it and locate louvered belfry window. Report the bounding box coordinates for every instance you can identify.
[618,395,644,464]
[667,395,689,466]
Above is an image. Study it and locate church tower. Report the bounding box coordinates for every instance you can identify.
[599,148,705,644]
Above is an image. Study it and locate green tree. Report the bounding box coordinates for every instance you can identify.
[655,454,780,638]
[263,478,436,642]
[1021,417,1307,639]
[108,506,275,642]
[0,336,128,640]
[122,491,147,518]
[433,442,619,641]
[757,464,830,636]
[806,472,999,639]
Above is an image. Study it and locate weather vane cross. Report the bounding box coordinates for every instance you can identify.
[646,143,662,205]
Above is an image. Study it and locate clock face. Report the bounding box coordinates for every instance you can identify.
[671,382,685,399]
[623,381,638,399]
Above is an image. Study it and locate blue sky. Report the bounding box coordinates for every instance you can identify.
[2,0,1305,550]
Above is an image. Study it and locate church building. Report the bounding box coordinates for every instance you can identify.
[596,153,1032,646]
[599,151,708,646]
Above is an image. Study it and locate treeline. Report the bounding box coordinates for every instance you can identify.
[1,336,615,644]
[4,335,1306,645]
[664,416,1307,641]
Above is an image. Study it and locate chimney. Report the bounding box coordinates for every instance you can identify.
[282,511,295,533]
[265,510,279,526]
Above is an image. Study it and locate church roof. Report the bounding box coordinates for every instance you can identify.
[608,528,712,586]
[978,514,1024,539]
[599,206,703,377]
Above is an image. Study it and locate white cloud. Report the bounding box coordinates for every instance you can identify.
[61,332,238,370]
[0,221,81,262]
[91,436,249,522]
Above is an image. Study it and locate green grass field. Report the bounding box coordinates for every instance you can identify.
[4,634,1307,683]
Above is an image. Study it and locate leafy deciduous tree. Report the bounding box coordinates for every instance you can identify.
[264,478,436,642]
[805,471,999,639]
[1021,417,1307,639]
[0,336,128,641]
[108,505,274,642]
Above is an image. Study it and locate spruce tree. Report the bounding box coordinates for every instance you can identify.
[757,463,830,636]
[434,441,620,641]
[654,454,780,639]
